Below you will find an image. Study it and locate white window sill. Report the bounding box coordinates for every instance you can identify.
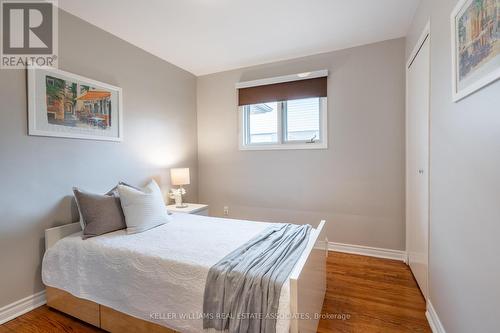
[239,142,328,151]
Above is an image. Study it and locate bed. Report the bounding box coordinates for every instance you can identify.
[42,213,327,333]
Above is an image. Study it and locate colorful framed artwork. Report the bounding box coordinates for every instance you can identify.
[451,0,500,102]
[28,67,123,141]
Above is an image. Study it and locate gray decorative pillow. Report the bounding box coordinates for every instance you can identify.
[76,182,138,230]
[118,180,171,234]
[73,187,128,239]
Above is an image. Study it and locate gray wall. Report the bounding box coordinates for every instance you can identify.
[197,38,406,250]
[0,11,198,308]
[407,1,500,332]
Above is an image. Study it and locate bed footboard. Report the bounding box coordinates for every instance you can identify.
[289,220,327,333]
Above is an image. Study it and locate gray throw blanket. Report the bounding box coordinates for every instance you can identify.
[203,223,311,333]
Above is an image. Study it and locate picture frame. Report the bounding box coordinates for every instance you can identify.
[451,0,500,102]
[27,67,123,141]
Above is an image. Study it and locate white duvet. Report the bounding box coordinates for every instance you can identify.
[42,214,314,333]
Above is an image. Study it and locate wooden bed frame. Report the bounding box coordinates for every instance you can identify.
[44,220,327,333]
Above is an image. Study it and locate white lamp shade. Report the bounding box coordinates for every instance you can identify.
[170,168,190,186]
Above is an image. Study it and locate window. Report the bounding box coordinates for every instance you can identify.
[240,97,327,150]
[237,71,328,150]
[285,98,321,142]
[247,102,279,144]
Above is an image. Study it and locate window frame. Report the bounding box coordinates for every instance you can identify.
[239,97,327,150]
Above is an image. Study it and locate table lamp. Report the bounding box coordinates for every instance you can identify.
[170,168,190,208]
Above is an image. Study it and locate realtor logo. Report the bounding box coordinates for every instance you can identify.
[1,0,58,68]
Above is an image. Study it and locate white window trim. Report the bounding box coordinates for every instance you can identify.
[235,69,328,89]
[238,98,328,151]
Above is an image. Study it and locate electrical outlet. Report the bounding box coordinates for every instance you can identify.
[223,206,229,216]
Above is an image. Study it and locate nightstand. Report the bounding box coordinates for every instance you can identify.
[166,203,209,216]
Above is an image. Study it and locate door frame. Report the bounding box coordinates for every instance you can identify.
[405,20,431,299]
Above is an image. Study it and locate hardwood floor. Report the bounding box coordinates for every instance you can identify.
[318,252,430,333]
[1,252,430,333]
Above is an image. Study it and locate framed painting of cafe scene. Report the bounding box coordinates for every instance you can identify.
[28,67,123,141]
[451,0,500,102]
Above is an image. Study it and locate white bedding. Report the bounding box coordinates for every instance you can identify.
[42,213,315,333]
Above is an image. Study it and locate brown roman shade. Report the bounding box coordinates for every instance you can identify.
[238,76,327,106]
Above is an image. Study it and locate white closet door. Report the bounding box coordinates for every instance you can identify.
[406,34,430,299]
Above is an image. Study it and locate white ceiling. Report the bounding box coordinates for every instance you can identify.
[59,0,420,76]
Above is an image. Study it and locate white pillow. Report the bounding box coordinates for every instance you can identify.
[117,180,171,234]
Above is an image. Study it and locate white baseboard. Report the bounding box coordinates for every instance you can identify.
[426,300,446,333]
[328,242,406,261]
[0,290,46,325]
